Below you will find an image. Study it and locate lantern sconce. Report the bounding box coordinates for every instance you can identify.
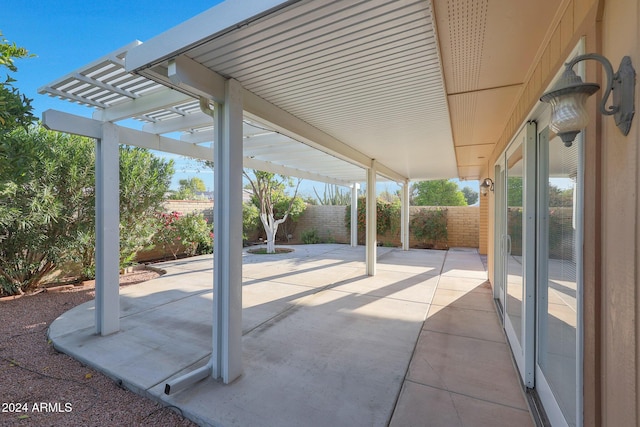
[480,178,494,196]
[540,54,635,147]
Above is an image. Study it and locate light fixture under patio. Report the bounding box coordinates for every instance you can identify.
[480,178,494,196]
[540,53,636,147]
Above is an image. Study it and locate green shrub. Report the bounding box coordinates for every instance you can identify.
[345,197,400,244]
[119,146,174,267]
[242,202,260,241]
[176,212,213,256]
[410,208,448,248]
[154,211,213,259]
[301,229,321,244]
[0,127,95,295]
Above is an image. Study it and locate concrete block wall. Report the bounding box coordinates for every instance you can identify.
[163,200,213,223]
[293,205,350,243]
[479,193,489,254]
[163,201,480,248]
[292,205,479,248]
[444,206,480,248]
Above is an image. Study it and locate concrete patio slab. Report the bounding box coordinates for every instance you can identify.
[48,245,532,426]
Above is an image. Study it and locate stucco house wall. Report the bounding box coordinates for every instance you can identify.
[480,0,640,424]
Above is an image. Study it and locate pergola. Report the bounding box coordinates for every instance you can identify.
[39,0,550,388]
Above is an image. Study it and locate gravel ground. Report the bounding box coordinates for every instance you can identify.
[0,270,197,427]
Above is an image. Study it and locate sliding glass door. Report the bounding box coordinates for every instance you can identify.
[535,124,582,427]
[498,122,536,387]
[495,116,583,426]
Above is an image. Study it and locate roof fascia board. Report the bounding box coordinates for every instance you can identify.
[125,0,296,73]
[93,88,193,122]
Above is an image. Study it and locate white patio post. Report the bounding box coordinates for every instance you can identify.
[212,79,244,383]
[400,182,405,249]
[95,122,120,336]
[350,183,359,247]
[366,162,377,276]
[402,179,410,251]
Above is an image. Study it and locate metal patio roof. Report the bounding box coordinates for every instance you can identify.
[38,41,368,186]
[40,0,562,184]
[39,0,458,186]
[126,0,458,182]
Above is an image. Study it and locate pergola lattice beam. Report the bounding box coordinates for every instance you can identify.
[42,109,355,186]
[93,88,193,122]
[139,52,407,183]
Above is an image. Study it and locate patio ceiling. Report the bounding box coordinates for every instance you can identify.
[38,42,366,186]
[125,0,456,182]
[40,0,565,183]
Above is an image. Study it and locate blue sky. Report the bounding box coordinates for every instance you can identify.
[4,1,221,191]
[4,1,477,199]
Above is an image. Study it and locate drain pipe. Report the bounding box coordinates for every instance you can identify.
[165,96,217,397]
[164,359,212,395]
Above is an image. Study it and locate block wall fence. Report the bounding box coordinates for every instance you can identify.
[164,200,214,223]
[164,201,480,249]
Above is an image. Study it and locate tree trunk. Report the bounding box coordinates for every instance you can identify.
[266,228,276,253]
[261,213,285,254]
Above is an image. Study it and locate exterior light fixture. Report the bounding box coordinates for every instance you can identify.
[480,178,494,196]
[540,54,635,147]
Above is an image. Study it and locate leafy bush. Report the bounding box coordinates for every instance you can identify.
[345,197,400,243]
[301,229,321,244]
[0,127,174,296]
[119,146,174,267]
[242,202,260,241]
[0,32,36,136]
[410,208,448,248]
[0,127,95,295]
[155,211,183,259]
[154,211,213,259]
[275,196,306,242]
[176,212,213,256]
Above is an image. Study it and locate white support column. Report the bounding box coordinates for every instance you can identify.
[212,79,244,384]
[400,183,405,248]
[366,162,377,276]
[95,122,120,336]
[350,183,359,247]
[402,179,410,251]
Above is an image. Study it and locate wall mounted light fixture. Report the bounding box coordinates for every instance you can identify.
[480,178,494,196]
[540,54,635,147]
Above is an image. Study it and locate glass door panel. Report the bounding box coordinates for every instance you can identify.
[536,126,581,427]
[494,163,506,313]
[501,122,536,387]
[505,147,524,346]
[504,129,527,354]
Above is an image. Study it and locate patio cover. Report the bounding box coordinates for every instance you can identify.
[37,0,568,390]
[38,41,369,187]
[40,1,460,186]
[41,0,552,387]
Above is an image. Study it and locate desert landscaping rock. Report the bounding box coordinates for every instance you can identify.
[0,270,196,427]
